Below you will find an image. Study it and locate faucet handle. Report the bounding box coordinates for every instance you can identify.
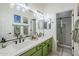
[19,35,23,39]
[21,35,23,37]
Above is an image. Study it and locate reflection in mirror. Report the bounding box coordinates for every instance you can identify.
[32,19,36,35]
[23,26,28,35]
[14,25,20,36]
[38,20,44,29]
[48,19,51,29]
[14,15,21,23]
[49,23,51,29]
[44,21,47,29]
[23,17,28,24]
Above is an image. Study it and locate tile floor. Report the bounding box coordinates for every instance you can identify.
[49,46,72,56]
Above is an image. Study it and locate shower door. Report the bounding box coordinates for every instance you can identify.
[56,11,72,47]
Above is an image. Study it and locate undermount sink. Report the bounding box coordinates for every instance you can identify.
[12,40,34,50]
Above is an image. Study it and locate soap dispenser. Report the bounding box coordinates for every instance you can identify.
[1,37,7,48]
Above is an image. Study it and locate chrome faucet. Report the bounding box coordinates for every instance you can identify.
[18,35,23,43]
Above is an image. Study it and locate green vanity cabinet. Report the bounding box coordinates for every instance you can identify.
[48,37,52,52]
[20,37,53,56]
[45,37,52,52]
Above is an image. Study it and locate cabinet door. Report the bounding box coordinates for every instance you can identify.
[45,38,52,53]
[49,38,52,52]
[32,49,42,56]
[43,44,48,56]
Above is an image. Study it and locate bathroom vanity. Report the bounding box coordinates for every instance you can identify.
[0,34,53,56]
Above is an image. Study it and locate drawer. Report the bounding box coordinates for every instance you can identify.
[21,47,36,56]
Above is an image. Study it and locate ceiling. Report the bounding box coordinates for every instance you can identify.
[27,3,47,13]
[26,3,76,13]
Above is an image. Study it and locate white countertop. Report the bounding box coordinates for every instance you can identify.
[0,34,53,56]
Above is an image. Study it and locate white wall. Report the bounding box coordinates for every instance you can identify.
[0,4,12,40]
[0,8,2,41]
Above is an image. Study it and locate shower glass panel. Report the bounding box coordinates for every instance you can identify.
[57,18,62,44]
[56,11,72,46]
[62,17,72,46]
